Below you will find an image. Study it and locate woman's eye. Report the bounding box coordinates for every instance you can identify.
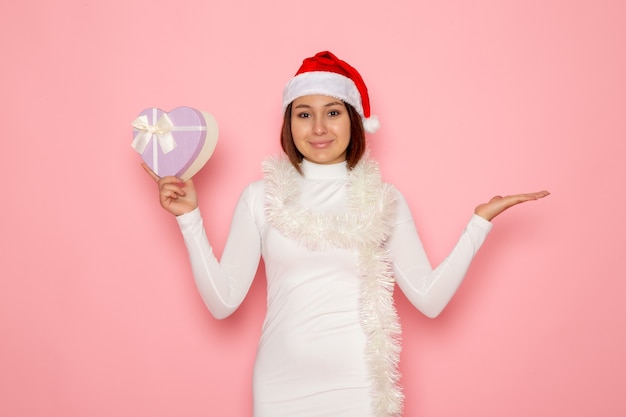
[297,112,310,118]
[328,110,340,117]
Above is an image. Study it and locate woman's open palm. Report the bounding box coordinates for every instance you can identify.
[475,191,550,221]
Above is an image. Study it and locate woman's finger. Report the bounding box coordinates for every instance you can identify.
[160,183,187,197]
[141,163,161,182]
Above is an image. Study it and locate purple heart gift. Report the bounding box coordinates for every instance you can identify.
[131,106,218,180]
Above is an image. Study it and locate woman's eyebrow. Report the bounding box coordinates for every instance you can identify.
[293,101,344,109]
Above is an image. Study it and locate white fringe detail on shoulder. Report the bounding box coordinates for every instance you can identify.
[263,154,404,417]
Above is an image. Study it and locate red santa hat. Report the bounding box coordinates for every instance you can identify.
[282,51,380,133]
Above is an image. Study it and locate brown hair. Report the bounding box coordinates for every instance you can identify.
[280,102,366,174]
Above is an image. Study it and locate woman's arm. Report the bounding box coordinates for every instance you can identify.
[390,189,548,318]
[177,186,262,319]
[143,164,262,319]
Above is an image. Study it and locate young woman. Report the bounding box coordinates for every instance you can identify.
[143,51,549,417]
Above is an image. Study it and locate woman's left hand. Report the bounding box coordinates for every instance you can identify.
[474,190,550,221]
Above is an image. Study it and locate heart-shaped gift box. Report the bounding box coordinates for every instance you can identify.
[131,106,218,180]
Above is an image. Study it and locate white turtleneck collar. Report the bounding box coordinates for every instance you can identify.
[300,159,348,180]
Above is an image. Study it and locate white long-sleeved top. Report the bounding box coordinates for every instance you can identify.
[176,158,492,417]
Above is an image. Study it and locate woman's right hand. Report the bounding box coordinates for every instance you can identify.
[142,163,198,216]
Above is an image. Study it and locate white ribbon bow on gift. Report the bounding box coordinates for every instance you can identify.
[131,114,177,154]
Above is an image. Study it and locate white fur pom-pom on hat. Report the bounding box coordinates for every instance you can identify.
[362,115,380,134]
[283,51,380,134]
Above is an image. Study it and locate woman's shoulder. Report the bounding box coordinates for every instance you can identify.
[239,179,265,201]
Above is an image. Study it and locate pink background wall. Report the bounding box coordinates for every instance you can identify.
[1,0,624,416]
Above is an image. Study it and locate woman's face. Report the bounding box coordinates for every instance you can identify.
[290,94,351,165]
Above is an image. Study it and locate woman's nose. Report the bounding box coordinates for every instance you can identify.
[313,117,327,134]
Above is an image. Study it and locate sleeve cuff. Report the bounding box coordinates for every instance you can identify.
[470,213,494,232]
[176,206,202,229]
